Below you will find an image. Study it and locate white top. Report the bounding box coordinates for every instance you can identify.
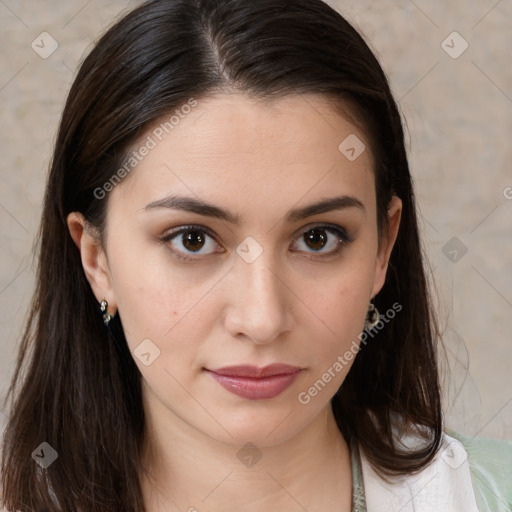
[360,432,480,511]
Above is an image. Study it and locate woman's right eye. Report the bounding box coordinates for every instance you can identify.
[161,226,224,261]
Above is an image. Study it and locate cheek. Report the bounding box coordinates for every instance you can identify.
[292,254,375,370]
[109,259,215,401]
[304,253,374,319]
[107,238,219,357]
[294,283,371,404]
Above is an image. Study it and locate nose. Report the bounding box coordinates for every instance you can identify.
[223,248,293,345]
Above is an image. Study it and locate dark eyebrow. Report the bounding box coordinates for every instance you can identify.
[286,195,365,222]
[144,194,365,224]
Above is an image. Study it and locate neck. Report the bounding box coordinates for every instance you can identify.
[139,396,353,512]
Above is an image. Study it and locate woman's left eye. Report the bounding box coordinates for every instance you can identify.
[290,224,352,257]
[161,223,352,261]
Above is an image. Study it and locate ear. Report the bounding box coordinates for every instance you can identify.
[370,195,402,299]
[67,212,117,313]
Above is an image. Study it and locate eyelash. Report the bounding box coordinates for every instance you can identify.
[160,223,354,262]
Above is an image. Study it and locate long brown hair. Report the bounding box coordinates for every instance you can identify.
[1,0,443,509]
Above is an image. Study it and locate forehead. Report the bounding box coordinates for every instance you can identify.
[110,93,375,220]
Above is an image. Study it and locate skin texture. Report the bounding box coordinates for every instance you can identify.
[68,93,402,511]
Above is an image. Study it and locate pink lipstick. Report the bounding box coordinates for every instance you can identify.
[205,364,302,400]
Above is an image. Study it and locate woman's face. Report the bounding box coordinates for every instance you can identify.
[74,93,401,447]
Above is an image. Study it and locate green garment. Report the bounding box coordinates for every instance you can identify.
[447,428,512,512]
[349,438,366,512]
[348,429,512,512]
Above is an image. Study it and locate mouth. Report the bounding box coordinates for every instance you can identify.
[204,364,303,400]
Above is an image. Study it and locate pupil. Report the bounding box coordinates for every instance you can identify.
[183,231,205,252]
[305,229,327,251]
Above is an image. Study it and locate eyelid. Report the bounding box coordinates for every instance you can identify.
[162,223,218,241]
[292,221,351,241]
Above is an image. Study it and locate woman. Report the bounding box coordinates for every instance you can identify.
[1,0,510,510]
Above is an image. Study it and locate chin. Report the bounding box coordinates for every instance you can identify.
[201,405,308,447]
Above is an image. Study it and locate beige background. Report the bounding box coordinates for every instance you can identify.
[1,1,511,440]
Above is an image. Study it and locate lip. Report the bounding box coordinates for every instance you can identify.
[205,364,303,400]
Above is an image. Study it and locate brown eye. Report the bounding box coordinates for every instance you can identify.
[304,228,328,251]
[162,226,222,259]
[182,230,206,252]
[291,224,351,257]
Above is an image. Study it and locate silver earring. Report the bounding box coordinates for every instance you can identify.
[364,302,380,330]
[100,298,113,326]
